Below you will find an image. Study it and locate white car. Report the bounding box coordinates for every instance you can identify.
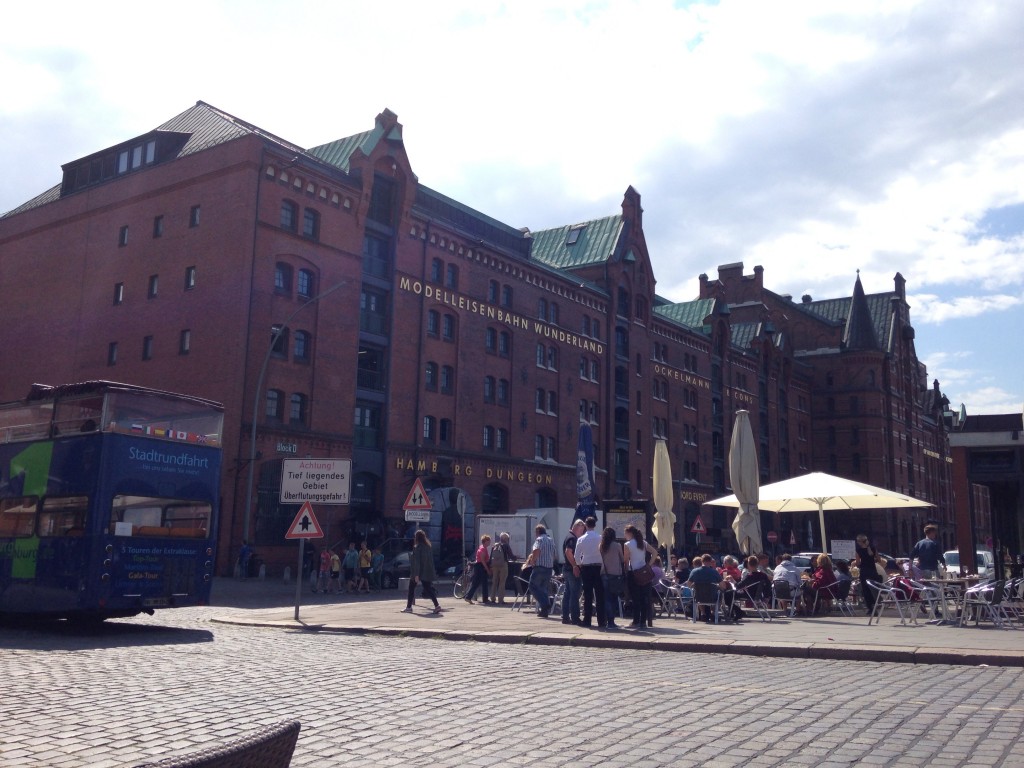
[942,550,994,577]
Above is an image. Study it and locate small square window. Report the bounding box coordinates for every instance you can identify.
[189,205,201,228]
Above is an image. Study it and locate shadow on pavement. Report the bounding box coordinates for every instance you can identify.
[0,616,214,650]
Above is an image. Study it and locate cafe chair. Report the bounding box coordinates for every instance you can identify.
[736,581,774,622]
[866,579,915,625]
[133,719,300,768]
[771,579,798,618]
[690,581,723,624]
[959,580,1011,629]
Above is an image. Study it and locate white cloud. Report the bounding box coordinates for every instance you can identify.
[955,387,1023,416]
[910,292,1024,324]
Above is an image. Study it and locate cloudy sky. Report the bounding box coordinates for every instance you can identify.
[3,1,1022,415]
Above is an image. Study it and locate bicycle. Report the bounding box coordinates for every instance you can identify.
[453,558,474,599]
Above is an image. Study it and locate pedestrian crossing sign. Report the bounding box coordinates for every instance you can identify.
[690,514,707,534]
[403,478,433,511]
[285,500,324,539]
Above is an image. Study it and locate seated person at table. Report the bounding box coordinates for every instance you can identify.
[732,555,772,618]
[674,557,691,584]
[900,557,924,581]
[801,554,838,614]
[834,559,853,584]
[772,553,802,589]
[686,555,728,621]
[719,555,742,582]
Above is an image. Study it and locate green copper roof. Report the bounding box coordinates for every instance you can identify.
[530,215,623,269]
[802,292,897,353]
[655,298,716,330]
[307,130,376,172]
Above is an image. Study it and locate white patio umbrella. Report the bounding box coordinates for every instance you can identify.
[705,471,933,552]
[728,410,761,555]
[651,438,676,554]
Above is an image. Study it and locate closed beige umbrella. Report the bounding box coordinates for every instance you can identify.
[651,438,675,553]
[728,410,762,555]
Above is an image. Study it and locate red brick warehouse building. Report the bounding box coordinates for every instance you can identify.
[0,101,954,574]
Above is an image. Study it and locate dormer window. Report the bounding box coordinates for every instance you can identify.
[61,132,189,198]
[566,225,585,245]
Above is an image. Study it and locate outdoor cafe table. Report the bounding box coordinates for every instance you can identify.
[924,576,983,624]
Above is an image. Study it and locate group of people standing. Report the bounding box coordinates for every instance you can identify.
[312,541,380,594]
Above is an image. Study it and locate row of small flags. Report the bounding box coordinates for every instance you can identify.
[131,424,209,444]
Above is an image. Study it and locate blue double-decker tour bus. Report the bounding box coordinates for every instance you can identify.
[0,381,223,621]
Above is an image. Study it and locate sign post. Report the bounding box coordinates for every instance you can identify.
[691,513,706,548]
[281,460,350,621]
[766,530,778,560]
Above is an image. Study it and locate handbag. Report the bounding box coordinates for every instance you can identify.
[605,574,625,595]
[631,563,655,587]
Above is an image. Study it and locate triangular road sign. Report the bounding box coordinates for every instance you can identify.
[403,478,433,511]
[285,500,324,539]
[690,513,707,535]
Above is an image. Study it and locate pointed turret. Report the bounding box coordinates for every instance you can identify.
[843,271,877,350]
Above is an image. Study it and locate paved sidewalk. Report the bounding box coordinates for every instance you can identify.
[210,577,1024,666]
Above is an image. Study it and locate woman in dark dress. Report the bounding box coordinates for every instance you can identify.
[856,534,880,614]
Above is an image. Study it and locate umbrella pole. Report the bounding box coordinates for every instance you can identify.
[817,502,827,553]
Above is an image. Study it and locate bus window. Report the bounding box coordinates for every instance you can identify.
[111,495,211,538]
[53,396,104,435]
[0,497,38,537]
[38,496,88,537]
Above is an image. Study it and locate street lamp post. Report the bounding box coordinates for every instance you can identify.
[242,279,349,548]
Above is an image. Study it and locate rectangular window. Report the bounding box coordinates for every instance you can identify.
[147,275,158,298]
[442,314,454,341]
[153,215,164,238]
[179,329,191,355]
[107,341,118,366]
[142,336,153,361]
[189,205,201,228]
[184,266,196,290]
[118,225,129,246]
[113,282,124,306]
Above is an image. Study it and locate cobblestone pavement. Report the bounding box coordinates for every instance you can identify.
[2,604,1023,768]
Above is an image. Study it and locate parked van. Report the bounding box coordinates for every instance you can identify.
[942,549,994,577]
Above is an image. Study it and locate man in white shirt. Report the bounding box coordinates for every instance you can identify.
[574,516,606,628]
[773,553,802,589]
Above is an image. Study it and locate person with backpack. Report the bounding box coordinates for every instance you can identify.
[489,532,515,604]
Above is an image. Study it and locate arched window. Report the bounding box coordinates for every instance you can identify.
[302,208,320,240]
[265,389,283,421]
[481,483,508,515]
[483,376,495,403]
[534,487,557,508]
[423,415,436,443]
[274,262,292,293]
[289,393,307,425]
[430,258,443,283]
[617,287,629,318]
[440,365,454,394]
[483,426,494,449]
[425,362,438,390]
[280,200,298,232]
[293,330,311,362]
[445,264,458,289]
[297,269,315,298]
[439,419,453,447]
[485,327,497,353]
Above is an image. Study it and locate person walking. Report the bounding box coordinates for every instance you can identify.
[329,548,342,594]
[342,542,359,593]
[574,516,606,629]
[910,524,945,579]
[237,540,253,580]
[464,534,492,604]
[357,542,372,592]
[489,532,514,604]
[599,526,624,628]
[855,534,882,615]
[623,524,657,628]
[403,529,442,614]
[525,524,556,618]
[314,546,332,593]
[561,519,585,625]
